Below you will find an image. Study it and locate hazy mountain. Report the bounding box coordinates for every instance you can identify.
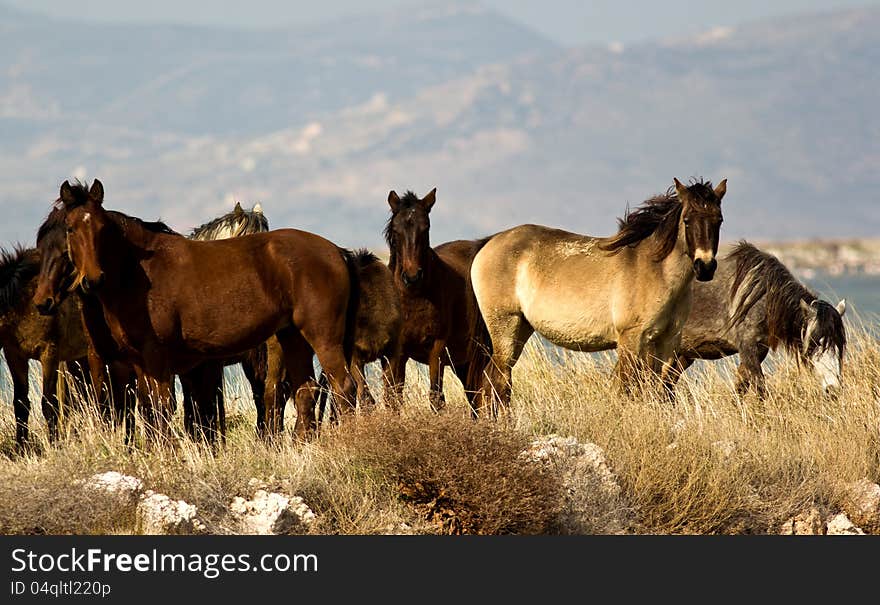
[1,1,877,251]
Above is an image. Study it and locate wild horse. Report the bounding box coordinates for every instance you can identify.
[49,179,359,441]
[675,241,847,398]
[381,188,491,416]
[0,245,92,449]
[469,177,727,414]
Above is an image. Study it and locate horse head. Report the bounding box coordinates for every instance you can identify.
[58,179,109,294]
[800,298,847,397]
[385,188,436,289]
[673,177,727,282]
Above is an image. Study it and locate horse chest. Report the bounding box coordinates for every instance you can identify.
[399,296,443,347]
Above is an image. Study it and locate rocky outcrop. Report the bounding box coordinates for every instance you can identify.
[229,483,316,535]
[844,479,880,534]
[136,490,206,535]
[779,508,865,535]
[83,471,144,505]
[524,435,632,534]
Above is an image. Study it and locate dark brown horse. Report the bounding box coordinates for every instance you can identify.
[381,188,490,415]
[188,202,272,439]
[49,179,358,441]
[315,249,402,424]
[0,245,93,449]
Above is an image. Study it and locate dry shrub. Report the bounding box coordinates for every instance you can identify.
[322,411,564,535]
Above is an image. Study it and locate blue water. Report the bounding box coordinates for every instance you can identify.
[803,273,880,324]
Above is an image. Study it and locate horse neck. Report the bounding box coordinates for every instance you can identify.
[653,222,693,291]
[95,214,160,289]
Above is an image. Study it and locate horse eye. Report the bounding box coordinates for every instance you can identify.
[66,227,74,234]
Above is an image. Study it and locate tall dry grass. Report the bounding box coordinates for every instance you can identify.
[1,323,878,535]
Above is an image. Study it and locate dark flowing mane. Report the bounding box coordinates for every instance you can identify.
[189,203,269,240]
[727,241,845,357]
[0,245,40,313]
[599,178,718,260]
[383,191,422,271]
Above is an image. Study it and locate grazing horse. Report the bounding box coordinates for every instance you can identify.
[0,245,92,449]
[381,189,491,415]
[675,241,847,398]
[316,249,402,424]
[189,201,272,438]
[470,177,727,413]
[51,179,358,441]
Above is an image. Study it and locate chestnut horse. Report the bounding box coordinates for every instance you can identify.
[381,189,490,416]
[47,179,359,441]
[470,178,727,413]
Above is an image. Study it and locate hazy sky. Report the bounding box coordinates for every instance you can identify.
[5,0,879,45]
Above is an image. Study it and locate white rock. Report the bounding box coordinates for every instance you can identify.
[780,508,825,535]
[524,434,630,534]
[845,479,880,525]
[136,490,206,535]
[229,489,315,535]
[83,471,144,504]
[825,513,865,535]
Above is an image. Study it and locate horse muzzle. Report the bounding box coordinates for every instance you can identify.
[693,258,717,282]
[401,268,424,288]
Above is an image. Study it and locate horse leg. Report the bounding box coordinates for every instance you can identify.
[614,333,641,397]
[381,354,407,411]
[263,337,288,439]
[276,328,318,441]
[8,351,31,451]
[655,336,685,403]
[427,339,447,412]
[453,362,479,419]
[352,356,375,411]
[86,351,111,424]
[40,353,61,444]
[477,314,533,418]
[736,343,769,399]
[242,345,268,439]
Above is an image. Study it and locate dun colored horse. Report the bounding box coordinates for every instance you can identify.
[51,179,358,441]
[675,241,847,397]
[382,189,491,415]
[0,245,91,449]
[470,177,727,413]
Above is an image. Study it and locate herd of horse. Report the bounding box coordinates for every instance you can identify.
[0,177,848,452]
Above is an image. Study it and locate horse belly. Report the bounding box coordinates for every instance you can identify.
[526,305,616,352]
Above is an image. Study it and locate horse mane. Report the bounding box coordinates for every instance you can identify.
[727,241,845,357]
[598,178,717,261]
[48,180,178,236]
[0,245,40,313]
[383,191,422,271]
[189,204,269,240]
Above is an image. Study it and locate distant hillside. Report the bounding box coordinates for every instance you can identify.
[1,2,877,251]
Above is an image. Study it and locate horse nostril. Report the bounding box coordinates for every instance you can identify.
[414,268,424,282]
[94,273,105,289]
[37,298,55,315]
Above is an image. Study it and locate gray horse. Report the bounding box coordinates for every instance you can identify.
[675,241,847,398]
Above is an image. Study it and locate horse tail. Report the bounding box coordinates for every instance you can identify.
[339,248,365,365]
[464,237,494,395]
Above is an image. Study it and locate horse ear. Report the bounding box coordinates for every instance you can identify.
[388,191,401,212]
[88,179,104,206]
[714,179,727,201]
[252,203,263,214]
[234,202,243,215]
[836,299,847,317]
[423,188,437,211]
[673,177,689,202]
[59,180,75,207]
[800,299,816,317]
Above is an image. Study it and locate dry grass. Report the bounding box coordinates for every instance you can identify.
[1,323,878,535]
